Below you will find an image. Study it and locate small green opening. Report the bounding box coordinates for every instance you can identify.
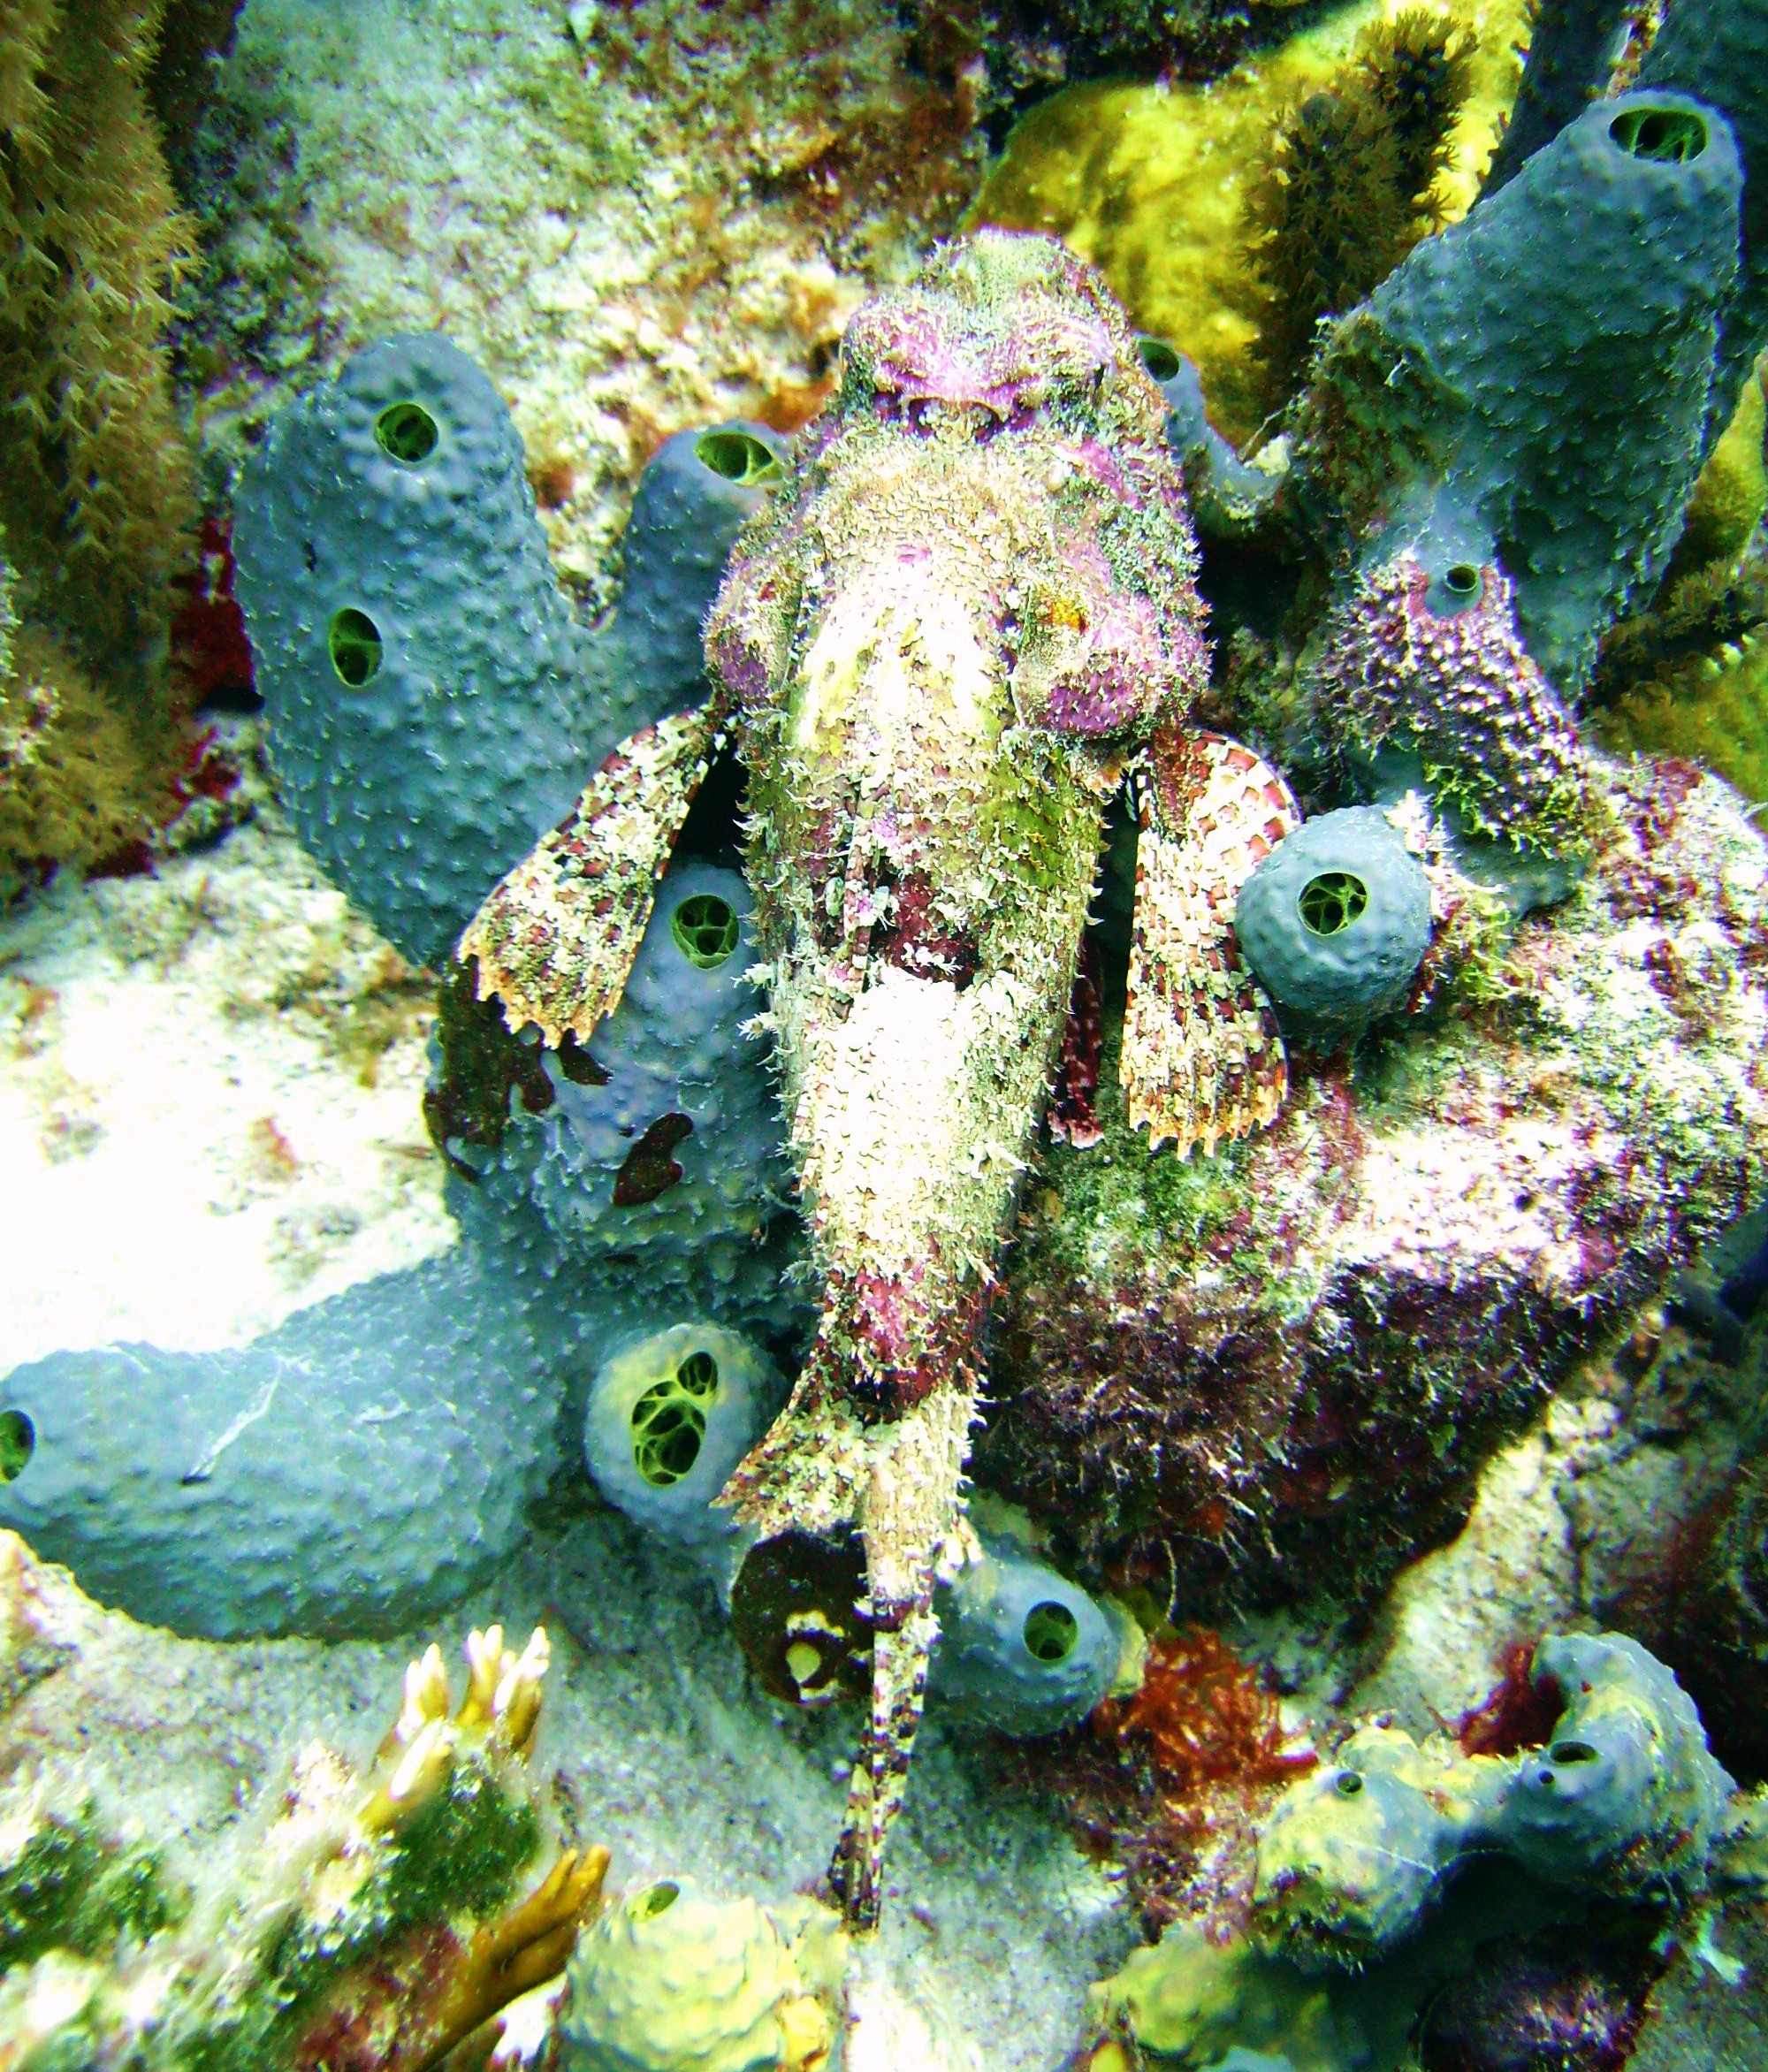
[671,894,740,969]
[1609,105,1706,164]
[1549,1740,1599,1765]
[694,429,782,487]
[1444,562,1481,597]
[1023,1601,1079,1665]
[635,1881,680,1919]
[676,1349,719,1398]
[1335,1770,1365,1797]
[1298,872,1368,937]
[0,1410,33,1483]
[328,607,384,689]
[375,400,439,464]
[630,1352,720,1487]
[1137,336,1183,384]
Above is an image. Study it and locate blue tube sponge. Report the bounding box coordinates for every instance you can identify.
[931,1535,1132,1738]
[234,328,786,968]
[1233,808,1432,1030]
[1496,1632,1737,1897]
[452,859,804,1334]
[0,1192,597,1641]
[233,334,592,967]
[1640,0,1768,443]
[1250,1633,1738,1970]
[580,423,787,773]
[583,1322,787,1550]
[1299,90,1742,691]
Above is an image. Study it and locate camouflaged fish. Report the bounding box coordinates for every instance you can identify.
[456,230,1300,1928]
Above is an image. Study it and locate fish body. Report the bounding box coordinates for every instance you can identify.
[459,231,1298,1924]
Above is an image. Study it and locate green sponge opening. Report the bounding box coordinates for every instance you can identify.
[630,1351,720,1487]
[0,1410,33,1483]
[671,894,740,969]
[1136,336,1183,384]
[328,608,384,688]
[1548,1741,1599,1766]
[1609,105,1707,164]
[1335,1770,1365,1797]
[1443,562,1482,598]
[1023,1601,1079,1664]
[694,429,782,487]
[635,1881,681,1919]
[375,400,440,464]
[1298,872,1369,938]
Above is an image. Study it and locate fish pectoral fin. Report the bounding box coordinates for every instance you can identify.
[720,1341,872,1543]
[1120,726,1299,1157]
[455,694,729,1048]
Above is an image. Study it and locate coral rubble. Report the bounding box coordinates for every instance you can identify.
[0,1534,604,2070]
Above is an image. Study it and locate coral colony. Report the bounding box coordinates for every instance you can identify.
[4,0,1768,2066]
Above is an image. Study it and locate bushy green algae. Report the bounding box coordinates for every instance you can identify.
[0,1807,174,1972]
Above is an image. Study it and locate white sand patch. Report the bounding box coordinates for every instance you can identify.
[0,808,454,1369]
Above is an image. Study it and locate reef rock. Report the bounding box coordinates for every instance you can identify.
[979,758,1768,1618]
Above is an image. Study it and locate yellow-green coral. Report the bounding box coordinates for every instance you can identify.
[1086,1923,1353,2071]
[1666,354,1768,583]
[1596,638,1768,805]
[0,618,176,880]
[1246,9,1477,409]
[966,0,1525,444]
[0,1601,606,2072]
[564,1877,848,2072]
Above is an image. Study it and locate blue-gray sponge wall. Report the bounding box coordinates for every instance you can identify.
[1641,0,1768,446]
[1311,90,1741,693]
[233,334,592,969]
[577,424,789,775]
[0,1196,591,1641]
[233,330,788,971]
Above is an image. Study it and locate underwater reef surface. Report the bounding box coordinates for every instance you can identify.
[184,0,994,612]
[5,0,1768,2063]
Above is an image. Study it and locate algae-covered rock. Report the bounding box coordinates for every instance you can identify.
[562,1876,847,2072]
[980,762,1768,1616]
